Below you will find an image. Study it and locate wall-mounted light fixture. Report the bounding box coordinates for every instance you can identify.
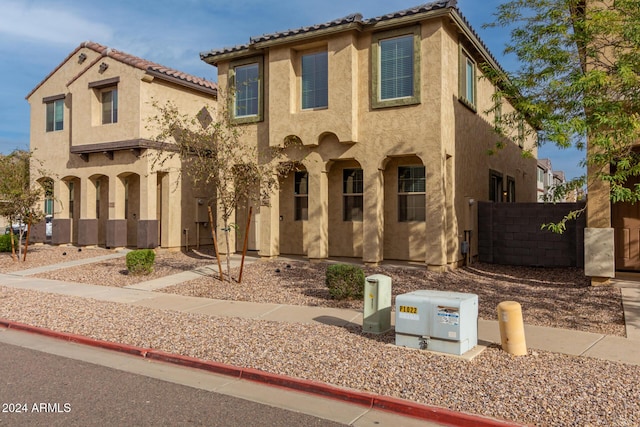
[468,198,476,206]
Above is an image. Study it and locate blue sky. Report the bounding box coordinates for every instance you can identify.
[0,0,584,179]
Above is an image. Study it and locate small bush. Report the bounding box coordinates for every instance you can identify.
[126,249,156,275]
[325,264,365,300]
[0,234,17,253]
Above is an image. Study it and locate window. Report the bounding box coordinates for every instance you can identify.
[124,178,129,220]
[68,182,74,219]
[229,58,263,123]
[343,169,363,221]
[45,99,64,132]
[537,167,544,183]
[489,170,503,202]
[294,171,308,221]
[102,89,118,124]
[398,166,425,222]
[301,51,328,110]
[371,27,421,108]
[507,177,516,203]
[96,180,101,219]
[459,48,476,109]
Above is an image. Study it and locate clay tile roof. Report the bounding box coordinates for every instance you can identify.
[27,41,216,99]
[200,1,459,63]
[80,41,217,93]
[363,0,455,24]
[249,13,364,44]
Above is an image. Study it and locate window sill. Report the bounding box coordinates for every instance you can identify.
[372,96,420,110]
[458,97,477,113]
[232,115,262,125]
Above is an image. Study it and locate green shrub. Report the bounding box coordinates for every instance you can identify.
[126,249,156,275]
[0,234,17,253]
[325,264,365,300]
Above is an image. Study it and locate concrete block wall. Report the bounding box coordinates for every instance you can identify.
[478,202,586,268]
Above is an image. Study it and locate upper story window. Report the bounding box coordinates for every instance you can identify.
[301,51,328,110]
[459,47,476,110]
[371,26,421,109]
[44,95,64,132]
[235,64,259,117]
[489,170,503,202]
[89,77,120,127]
[230,57,263,124]
[101,89,118,124]
[398,165,426,222]
[343,168,363,222]
[294,171,308,221]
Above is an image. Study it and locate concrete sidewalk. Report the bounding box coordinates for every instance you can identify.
[0,252,638,366]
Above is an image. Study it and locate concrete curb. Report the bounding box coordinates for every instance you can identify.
[0,319,526,427]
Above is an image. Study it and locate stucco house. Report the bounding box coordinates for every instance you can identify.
[200,1,538,270]
[26,42,218,249]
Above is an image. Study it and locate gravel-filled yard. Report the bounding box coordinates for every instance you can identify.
[0,245,637,426]
[10,244,625,336]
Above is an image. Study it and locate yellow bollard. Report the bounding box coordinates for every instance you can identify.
[497,301,527,356]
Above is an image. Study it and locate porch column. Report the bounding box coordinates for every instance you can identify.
[77,177,98,246]
[425,154,447,271]
[51,180,71,245]
[259,176,280,258]
[106,175,127,248]
[362,162,384,265]
[306,157,328,261]
[137,172,158,248]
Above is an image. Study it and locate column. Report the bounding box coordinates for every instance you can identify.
[362,162,384,265]
[77,177,98,246]
[306,156,328,261]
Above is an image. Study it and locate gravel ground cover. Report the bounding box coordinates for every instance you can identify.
[30,248,216,288]
[0,245,635,425]
[162,258,625,336]
[0,286,637,427]
[2,245,625,336]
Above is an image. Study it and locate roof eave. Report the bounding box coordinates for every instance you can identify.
[145,69,217,97]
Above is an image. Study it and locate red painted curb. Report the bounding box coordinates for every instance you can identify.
[0,319,147,356]
[0,319,526,427]
[146,349,243,378]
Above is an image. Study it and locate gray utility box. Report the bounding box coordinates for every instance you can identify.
[363,274,392,334]
[395,290,478,355]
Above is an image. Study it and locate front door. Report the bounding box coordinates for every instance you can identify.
[613,175,640,270]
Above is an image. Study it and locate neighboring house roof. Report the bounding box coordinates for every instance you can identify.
[27,41,217,99]
[200,0,500,74]
[537,158,552,171]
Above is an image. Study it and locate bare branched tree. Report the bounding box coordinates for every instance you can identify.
[147,96,299,281]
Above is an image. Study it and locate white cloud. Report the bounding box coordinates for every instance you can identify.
[0,0,112,45]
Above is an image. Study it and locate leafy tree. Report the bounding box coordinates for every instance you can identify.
[148,98,298,281]
[0,150,45,261]
[485,0,640,232]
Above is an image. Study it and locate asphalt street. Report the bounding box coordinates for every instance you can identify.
[0,341,345,427]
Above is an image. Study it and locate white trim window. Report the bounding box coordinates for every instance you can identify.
[398,166,426,222]
[343,168,363,221]
[235,63,259,118]
[294,171,308,221]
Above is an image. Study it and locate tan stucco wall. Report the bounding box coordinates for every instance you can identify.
[207,15,538,266]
